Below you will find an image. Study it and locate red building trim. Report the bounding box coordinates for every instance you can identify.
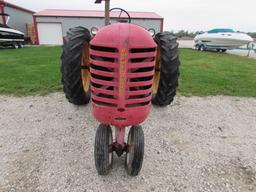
[33,16,39,45]
[34,10,163,20]
[34,15,163,21]
[34,14,163,21]
[160,18,164,32]
[0,1,6,25]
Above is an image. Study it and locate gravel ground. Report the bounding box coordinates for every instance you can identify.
[0,93,256,192]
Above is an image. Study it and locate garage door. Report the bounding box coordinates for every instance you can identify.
[37,23,63,45]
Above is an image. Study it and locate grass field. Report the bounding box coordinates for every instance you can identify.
[0,46,255,97]
[179,49,256,97]
[0,46,62,96]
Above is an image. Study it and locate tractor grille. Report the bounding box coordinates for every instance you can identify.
[126,48,156,107]
[90,45,156,108]
[90,45,119,107]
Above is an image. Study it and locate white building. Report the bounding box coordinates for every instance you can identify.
[33,9,164,45]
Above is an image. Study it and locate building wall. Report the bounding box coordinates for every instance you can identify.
[35,16,162,37]
[4,5,33,36]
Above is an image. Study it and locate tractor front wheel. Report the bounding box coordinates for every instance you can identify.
[61,27,91,105]
[94,124,113,175]
[125,125,144,176]
[152,32,180,106]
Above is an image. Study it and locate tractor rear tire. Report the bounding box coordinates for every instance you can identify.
[152,32,180,106]
[61,27,91,105]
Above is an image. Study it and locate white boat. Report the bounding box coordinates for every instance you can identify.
[194,28,254,52]
[0,13,24,48]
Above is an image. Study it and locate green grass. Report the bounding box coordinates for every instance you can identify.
[0,46,255,97]
[179,49,256,97]
[0,46,62,96]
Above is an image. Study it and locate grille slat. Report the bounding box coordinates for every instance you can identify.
[90,49,119,59]
[127,89,152,96]
[130,48,156,53]
[125,95,152,104]
[127,71,154,78]
[91,86,117,96]
[91,77,118,87]
[129,52,156,59]
[91,45,118,53]
[90,68,117,78]
[91,59,118,68]
[127,61,155,69]
[92,95,117,105]
[127,80,153,87]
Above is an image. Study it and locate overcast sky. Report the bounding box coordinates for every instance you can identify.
[7,0,256,32]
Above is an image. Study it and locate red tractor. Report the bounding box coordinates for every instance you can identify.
[61,0,180,176]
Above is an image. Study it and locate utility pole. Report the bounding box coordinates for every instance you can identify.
[95,0,110,26]
[105,0,110,26]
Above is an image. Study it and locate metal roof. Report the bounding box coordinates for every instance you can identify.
[34,9,163,20]
[0,0,35,14]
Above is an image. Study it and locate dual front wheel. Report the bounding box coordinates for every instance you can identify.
[94,124,144,176]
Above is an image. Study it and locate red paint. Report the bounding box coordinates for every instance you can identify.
[115,127,126,147]
[160,18,164,32]
[90,23,157,142]
[34,9,163,20]
[33,16,39,45]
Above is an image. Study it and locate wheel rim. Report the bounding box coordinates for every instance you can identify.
[152,47,161,94]
[81,42,90,92]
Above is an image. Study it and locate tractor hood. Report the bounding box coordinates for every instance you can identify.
[89,23,157,127]
[90,23,156,48]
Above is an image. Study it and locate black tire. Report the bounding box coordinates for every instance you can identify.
[12,42,19,49]
[125,125,144,176]
[17,42,23,48]
[152,32,180,106]
[61,27,91,105]
[94,124,113,175]
[198,44,205,51]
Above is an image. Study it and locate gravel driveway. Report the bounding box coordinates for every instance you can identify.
[0,93,256,192]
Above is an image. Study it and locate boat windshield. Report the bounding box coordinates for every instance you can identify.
[208,29,235,33]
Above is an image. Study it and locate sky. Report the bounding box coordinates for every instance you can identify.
[7,0,256,32]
